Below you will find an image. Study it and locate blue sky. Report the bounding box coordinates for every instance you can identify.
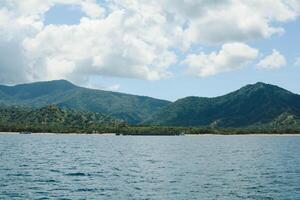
[1,1,300,101]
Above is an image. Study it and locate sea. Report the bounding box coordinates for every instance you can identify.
[0,134,300,200]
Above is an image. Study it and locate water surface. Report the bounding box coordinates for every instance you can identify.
[0,134,300,199]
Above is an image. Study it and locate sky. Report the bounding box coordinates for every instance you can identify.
[0,0,300,101]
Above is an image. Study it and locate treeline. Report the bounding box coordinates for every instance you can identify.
[1,123,300,135]
[117,125,300,135]
[0,123,118,134]
[1,105,300,134]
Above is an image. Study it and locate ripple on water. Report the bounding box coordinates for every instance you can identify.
[0,135,300,200]
[36,197,50,200]
[49,169,60,173]
[75,188,99,192]
[7,173,32,177]
[36,179,59,183]
[65,172,91,177]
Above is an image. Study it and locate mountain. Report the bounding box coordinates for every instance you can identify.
[0,80,171,124]
[2,80,300,128]
[144,82,300,127]
[0,105,121,133]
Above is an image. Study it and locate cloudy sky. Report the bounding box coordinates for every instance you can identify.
[0,0,300,100]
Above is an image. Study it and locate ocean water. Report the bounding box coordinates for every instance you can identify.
[0,134,300,200]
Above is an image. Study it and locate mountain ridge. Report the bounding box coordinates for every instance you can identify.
[0,80,171,124]
[144,82,300,127]
[1,80,300,128]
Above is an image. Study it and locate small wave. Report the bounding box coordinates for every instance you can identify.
[146,159,159,164]
[134,187,142,191]
[246,185,265,191]
[19,164,29,167]
[112,167,121,171]
[76,188,98,192]
[35,197,50,200]
[0,184,8,187]
[49,169,60,173]
[7,173,31,177]
[65,172,90,176]
[37,179,58,183]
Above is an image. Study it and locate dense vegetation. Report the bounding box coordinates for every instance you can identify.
[145,82,300,127]
[0,105,299,135]
[118,126,300,135]
[0,80,170,124]
[1,80,300,134]
[0,105,124,133]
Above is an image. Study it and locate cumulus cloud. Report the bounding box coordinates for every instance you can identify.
[256,50,287,69]
[81,0,105,18]
[22,10,176,82]
[161,0,298,45]
[184,43,259,77]
[0,0,177,84]
[0,0,299,84]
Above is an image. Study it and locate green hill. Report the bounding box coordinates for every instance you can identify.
[144,82,300,128]
[1,80,300,129]
[0,80,170,124]
[0,105,122,133]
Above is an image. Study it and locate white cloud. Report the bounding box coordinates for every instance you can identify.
[256,50,287,69]
[81,0,105,18]
[0,0,299,84]
[184,43,259,77]
[105,84,121,91]
[87,82,121,91]
[0,0,177,84]
[160,0,298,45]
[22,9,177,83]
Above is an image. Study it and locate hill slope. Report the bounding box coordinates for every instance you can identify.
[0,105,121,133]
[0,80,170,124]
[144,82,300,127]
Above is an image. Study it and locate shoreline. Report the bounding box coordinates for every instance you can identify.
[1,132,300,136]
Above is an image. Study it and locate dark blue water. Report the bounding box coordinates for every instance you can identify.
[0,134,300,200]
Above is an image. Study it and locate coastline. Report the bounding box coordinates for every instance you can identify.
[1,132,300,136]
[185,134,300,136]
